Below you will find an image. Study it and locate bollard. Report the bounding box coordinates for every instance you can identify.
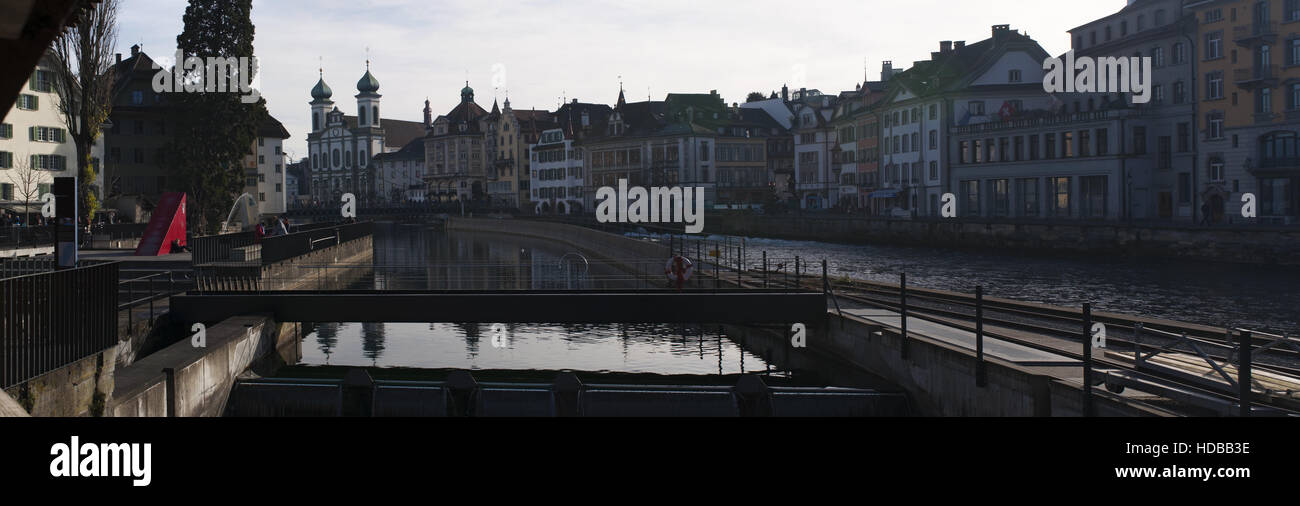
[446,370,479,417]
[552,372,584,417]
[340,368,375,417]
[976,285,986,387]
[1082,303,1094,417]
[734,374,773,417]
[1239,330,1252,417]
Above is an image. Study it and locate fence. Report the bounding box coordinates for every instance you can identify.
[1,260,119,389]
[191,230,258,264]
[260,221,373,264]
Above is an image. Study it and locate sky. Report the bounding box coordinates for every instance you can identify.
[116,0,1123,159]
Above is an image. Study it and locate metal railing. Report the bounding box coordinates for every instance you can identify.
[191,230,258,265]
[261,221,372,264]
[1,260,119,389]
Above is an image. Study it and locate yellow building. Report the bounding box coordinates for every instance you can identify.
[1188,0,1300,222]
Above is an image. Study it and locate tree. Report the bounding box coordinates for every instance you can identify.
[2,154,44,225]
[745,92,767,103]
[165,0,267,233]
[52,0,118,223]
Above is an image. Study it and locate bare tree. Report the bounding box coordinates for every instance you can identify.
[2,154,44,225]
[52,0,118,222]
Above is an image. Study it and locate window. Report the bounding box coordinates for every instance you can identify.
[1208,114,1225,139]
[1158,136,1172,169]
[1017,178,1039,217]
[1045,133,1057,159]
[1205,8,1223,23]
[1258,87,1274,114]
[1009,69,1022,82]
[0,151,11,169]
[1096,128,1109,156]
[0,123,9,139]
[1152,46,1165,67]
[1206,31,1223,60]
[928,130,937,150]
[969,101,985,116]
[1291,83,1300,110]
[29,154,67,171]
[1080,176,1108,219]
[1133,126,1147,154]
[962,180,980,215]
[1209,158,1225,181]
[1051,177,1071,217]
[131,90,143,105]
[1063,131,1074,158]
[1029,134,1039,160]
[1207,72,1224,99]
[990,179,1010,217]
[700,141,709,161]
[16,94,37,110]
[1173,42,1187,64]
[30,70,54,92]
[1173,81,1186,103]
[1178,123,1190,152]
[929,104,938,120]
[1079,130,1091,157]
[1178,173,1191,204]
[929,161,937,180]
[1289,0,1300,22]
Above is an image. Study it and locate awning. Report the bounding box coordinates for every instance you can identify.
[868,190,899,199]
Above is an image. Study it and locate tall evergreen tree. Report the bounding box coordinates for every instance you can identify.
[166,0,267,233]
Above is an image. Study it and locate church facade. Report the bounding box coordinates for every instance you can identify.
[305,64,423,204]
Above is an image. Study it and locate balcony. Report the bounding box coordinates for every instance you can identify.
[1234,22,1278,47]
[1257,156,1300,171]
[1234,65,1278,90]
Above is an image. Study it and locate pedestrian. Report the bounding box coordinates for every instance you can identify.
[1199,202,1211,225]
[276,215,289,236]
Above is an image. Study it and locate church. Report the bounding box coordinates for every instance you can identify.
[305,62,424,203]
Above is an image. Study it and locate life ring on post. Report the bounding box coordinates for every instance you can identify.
[664,255,693,289]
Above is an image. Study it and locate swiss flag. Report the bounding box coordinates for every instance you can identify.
[998,101,1018,121]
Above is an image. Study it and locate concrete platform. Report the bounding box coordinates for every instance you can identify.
[841,307,1081,367]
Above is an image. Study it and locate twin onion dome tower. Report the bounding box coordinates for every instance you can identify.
[310,61,383,130]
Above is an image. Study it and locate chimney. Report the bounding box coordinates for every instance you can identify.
[940,41,953,52]
[955,41,966,49]
[115,53,121,65]
[882,61,893,80]
[992,24,1010,37]
[571,98,577,104]
[131,44,140,57]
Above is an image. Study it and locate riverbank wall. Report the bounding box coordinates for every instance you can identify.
[705,214,1300,265]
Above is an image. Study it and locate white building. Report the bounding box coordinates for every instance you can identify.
[791,89,838,209]
[373,138,426,203]
[530,127,584,214]
[1,53,104,216]
[242,116,290,216]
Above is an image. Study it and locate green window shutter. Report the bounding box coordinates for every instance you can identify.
[31,154,38,169]
[28,126,34,141]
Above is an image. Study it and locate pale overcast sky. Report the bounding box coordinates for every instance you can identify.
[116,0,1122,159]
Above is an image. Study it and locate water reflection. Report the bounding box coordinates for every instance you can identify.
[301,223,777,377]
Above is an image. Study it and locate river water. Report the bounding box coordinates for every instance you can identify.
[298,223,778,377]
[685,232,1300,337]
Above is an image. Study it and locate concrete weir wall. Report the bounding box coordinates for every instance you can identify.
[708,214,1300,265]
[815,314,1156,416]
[109,316,301,417]
[447,217,668,263]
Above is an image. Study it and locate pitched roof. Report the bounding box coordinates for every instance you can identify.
[258,115,291,139]
[341,115,426,148]
[373,136,425,162]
